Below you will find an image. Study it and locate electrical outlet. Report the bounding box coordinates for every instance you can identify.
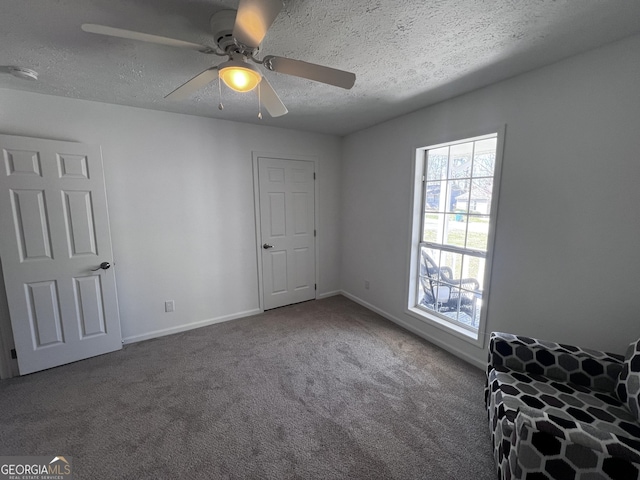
[364,280,370,290]
[165,300,175,313]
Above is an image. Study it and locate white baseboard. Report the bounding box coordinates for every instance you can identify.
[317,290,341,300]
[340,290,485,370]
[122,308,262,345]
[121,292,486,371]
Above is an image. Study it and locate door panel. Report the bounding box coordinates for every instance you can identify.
[258,157,315,310]
[268,192,286,236]
[0,134,122,375]
[62,190,97,257]
[270,250,288,294]
[4,149,42,176]
[292,193,308,234]
[57,154,89,179]
[73,275,106,337]
[10,189,53,261]
[25,280,64,347]
[293,247,311,289]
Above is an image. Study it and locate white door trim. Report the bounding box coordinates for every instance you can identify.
[252,151,319,311]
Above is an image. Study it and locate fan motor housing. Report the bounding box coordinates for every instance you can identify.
[210,10,237,52]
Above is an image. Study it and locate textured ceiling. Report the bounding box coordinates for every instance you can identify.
[1,0,640,135]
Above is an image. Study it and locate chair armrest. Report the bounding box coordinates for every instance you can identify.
[459,278,480,291]
[487,332,624,392]
[440,267,480,291]
[438,267,479,291]
[441,276,480,291]
[511,407,640,479]
[439,266,454,278]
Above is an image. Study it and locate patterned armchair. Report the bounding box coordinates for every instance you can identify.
[486,332,640,480]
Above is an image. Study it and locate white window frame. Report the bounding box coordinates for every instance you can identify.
[406,125,505,347]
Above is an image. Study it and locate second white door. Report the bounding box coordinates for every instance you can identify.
[258,157,315,310]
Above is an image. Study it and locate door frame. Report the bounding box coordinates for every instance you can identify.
[251,151,319,311]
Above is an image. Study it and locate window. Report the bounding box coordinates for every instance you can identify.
[407,130,503,343]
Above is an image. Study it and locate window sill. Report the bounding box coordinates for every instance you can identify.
[406,306,484,347]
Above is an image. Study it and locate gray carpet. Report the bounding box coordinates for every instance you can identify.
[0,296,494,479]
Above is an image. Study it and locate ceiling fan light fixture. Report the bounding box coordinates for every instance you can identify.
[218,60,262,93]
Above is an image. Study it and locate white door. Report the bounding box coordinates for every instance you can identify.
[258,157,315,310]
[0,134,122,375]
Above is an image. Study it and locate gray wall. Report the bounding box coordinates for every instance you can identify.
[340,33,640,367]
[1,33,639,375]
[0,91,342,345]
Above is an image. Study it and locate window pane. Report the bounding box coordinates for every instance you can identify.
[426,147,449,181]
[425,181,445,211]
[433,282,451,305]
[472,138,497,177]
[417,264,429,309]
[460,255,484,328]
[466,215,490,251]
[456,286,480,328]
[439,250,463,285]
[444,214,467,248]
[452,180,471,214]
[462,254,485,291]
[419,281,452,314]
[441,250,464,323]
[419,247,445,311]
[422,247,461,285]
[446,179,470,213]
[421,247,440,274]
[469,178,493,214]
[419,247,484,328]
[450,142,473,179]
[423,213,444,243]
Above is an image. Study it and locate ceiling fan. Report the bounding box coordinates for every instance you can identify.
[81,0,356,118]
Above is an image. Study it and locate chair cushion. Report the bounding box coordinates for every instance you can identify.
[617,338,640,422]
[489,367,640,439]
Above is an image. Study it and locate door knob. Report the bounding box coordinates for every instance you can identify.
[91,261,111,271]
[263,244,274,249]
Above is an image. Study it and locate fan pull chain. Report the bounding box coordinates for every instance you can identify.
[217,76,224,111]
[257,82,263,120]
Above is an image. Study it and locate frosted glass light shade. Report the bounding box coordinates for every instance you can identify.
[219,61,262,93]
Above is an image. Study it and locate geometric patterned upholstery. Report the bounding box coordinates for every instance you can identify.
[489,368,640,438]
[616,339,640,422]
[511,408,640,479]
[486,332,640,480]
[487,332,625,393]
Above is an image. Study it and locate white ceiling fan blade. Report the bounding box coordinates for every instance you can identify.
[232,0,283,48]
[259,77,288,117]
[0,66,38,80]
[81,24,216,54]
[165,67,219,100]
[263,56,356,90]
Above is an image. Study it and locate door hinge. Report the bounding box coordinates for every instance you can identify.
[315,284,317,290]
[314,229,316,237]
[313,172,316,180]
[10,348,17,359]
[422,175,426,182]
